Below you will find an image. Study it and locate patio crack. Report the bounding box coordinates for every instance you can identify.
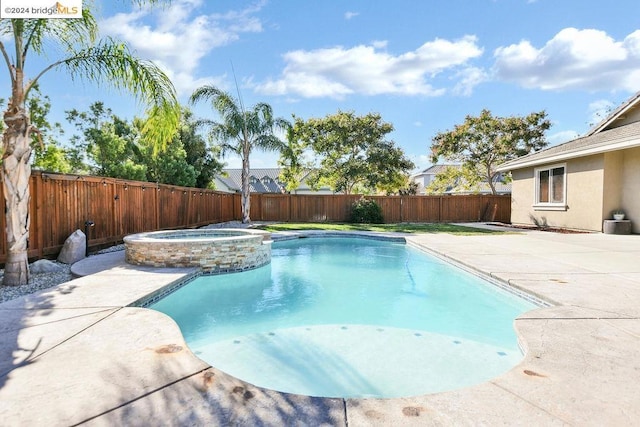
[492,382,571,425]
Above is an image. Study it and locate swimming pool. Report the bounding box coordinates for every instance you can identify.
[150,237,536,398]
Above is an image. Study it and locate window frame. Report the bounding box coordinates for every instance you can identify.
[533,163,567,211]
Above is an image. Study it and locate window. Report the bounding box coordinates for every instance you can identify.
[534,164,566,210]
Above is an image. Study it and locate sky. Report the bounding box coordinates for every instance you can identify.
[6,0,640,172]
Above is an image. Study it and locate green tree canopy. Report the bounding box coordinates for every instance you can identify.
[178,108,224,188]
[430,109,551,194]
[277,120,312,192]
[292,111,415,194]
[26,87,78,173]
[66,102,147,180]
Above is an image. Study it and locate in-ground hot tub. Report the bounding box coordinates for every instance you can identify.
[124,228,272,273]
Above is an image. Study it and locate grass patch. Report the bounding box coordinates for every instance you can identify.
[258,222,506,235]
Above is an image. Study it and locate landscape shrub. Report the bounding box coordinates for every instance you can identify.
[349,198,384,223]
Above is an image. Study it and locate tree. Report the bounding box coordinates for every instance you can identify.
[293,111,415,194]
[277,119,312,192]
[178,109,224,188]
[430,109,551,195]
[138,117,196,186]
[66,103,147,180]
[139,109,224,188]
[0,8,179,286]
[189,85,288,223]
[27,87,76,173]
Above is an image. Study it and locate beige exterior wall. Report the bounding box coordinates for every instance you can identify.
[511,155,606,231]
[511,147,640,233]
[620,147,640,233]
[602,151,624,219]
[510,168,535,225]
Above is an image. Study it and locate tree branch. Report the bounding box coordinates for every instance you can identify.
[0,41,16,88]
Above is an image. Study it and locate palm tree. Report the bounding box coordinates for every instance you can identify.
[0,8,180,286]
[189,85,288,223]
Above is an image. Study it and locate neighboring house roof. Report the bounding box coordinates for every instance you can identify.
[412,164,511,194]
[215,168,334,194]
[442,175,512,195]
[412,164,456,177]
[220,168,286,193]
[479,181,511,194]
[215,175,240,192]
[497,119,640,171]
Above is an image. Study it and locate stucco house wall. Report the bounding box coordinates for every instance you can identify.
[602,150,624,220]
[620,147,640,232]
[511,155,605,232]
[510,146,640,233]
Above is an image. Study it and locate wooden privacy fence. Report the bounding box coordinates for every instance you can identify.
[249,193,511,224]
[0,171,238,263]
[0,171,511,264]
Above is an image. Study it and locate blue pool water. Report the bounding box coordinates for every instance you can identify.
[151,237,536,398]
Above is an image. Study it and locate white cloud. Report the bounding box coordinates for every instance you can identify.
[452,67,488,96]
[254,36,484,99]
[494,28,640,92]
[345,11,359,20]
[100,0,265,96]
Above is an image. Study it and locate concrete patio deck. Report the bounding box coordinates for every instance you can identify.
[1,226,639,425]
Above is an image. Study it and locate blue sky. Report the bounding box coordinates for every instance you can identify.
[9,0,640,171]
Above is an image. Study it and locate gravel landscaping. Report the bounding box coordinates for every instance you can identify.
[0,245,125,304]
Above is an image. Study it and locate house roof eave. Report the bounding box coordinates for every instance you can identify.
[497,135,640,172]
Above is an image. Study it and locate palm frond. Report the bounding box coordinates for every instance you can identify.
[193,118,217,129]
[189,84,224,105]
[20,10,98,57]
[255,134,285,152]
[56,39,179,146]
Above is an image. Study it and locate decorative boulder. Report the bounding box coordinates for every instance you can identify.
[30,259,65,274]
[57,229,86,264]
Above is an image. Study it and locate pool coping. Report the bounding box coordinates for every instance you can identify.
[1,227,639,425]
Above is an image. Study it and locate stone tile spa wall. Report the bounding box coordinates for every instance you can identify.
[124,229,272,273]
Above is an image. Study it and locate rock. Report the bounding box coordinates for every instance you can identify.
[57,229,86,264]
[30,259,64,274]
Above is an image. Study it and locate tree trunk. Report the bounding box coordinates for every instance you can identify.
[2,107,32,286]
[240,146,251,224]
[487,166,497,195]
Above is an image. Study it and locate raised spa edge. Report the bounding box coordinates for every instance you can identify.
[123,228,272,273]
